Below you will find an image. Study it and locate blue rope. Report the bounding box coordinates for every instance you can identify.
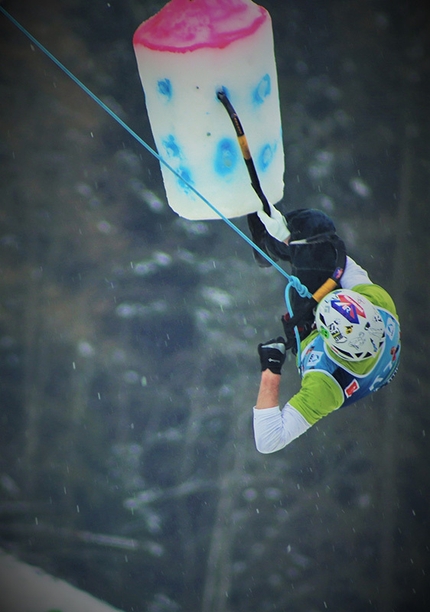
[284,277,312,369]
[0,6,293,280]
[1,6,314,358]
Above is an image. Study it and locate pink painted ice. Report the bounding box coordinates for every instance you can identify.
[133,0,285,220]
[133,0,268,52]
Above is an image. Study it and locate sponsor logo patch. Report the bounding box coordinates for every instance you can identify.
[386,318,396,340]
[307,351,323,366]
[345,379,360,398]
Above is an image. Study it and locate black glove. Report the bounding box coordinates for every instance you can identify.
[282,311,315,355]
[258,337,286,375]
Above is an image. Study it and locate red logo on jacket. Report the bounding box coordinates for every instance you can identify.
[345,379,359,398]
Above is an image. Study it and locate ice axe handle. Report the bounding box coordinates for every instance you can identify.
[217,90,271,216]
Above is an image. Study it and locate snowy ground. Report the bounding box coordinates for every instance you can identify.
[0,550,125,612]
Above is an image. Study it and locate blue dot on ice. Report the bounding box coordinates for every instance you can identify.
[162,135,182,159]
[157,78,172,100]
[253,74,271,105]
[258,144,274,171]
[215,138,238,176]
[177,166,193,194]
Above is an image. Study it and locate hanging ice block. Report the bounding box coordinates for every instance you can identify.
[133,0,284,220]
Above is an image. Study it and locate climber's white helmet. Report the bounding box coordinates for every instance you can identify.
[316,289,385,362]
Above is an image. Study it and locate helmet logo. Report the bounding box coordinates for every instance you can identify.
[349,331,366,350]
[328,321,347,344]
[331,293,366,324]
[317,289,385,362]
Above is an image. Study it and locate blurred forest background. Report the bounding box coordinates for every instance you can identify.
[0,0,429,611]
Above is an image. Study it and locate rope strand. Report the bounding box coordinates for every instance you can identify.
[1,6,314,359]
[0,6,294,279]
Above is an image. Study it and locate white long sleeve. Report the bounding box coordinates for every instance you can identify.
[253,404,311,454]
[340,256,372,289]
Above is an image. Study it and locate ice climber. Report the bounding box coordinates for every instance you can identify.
[248,206,401,453]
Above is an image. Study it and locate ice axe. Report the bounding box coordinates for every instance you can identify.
[217,89,275,266]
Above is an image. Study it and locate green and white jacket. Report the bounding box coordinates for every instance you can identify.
[253,257,400,453]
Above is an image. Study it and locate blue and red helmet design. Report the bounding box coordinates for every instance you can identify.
[330,293,366,324]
